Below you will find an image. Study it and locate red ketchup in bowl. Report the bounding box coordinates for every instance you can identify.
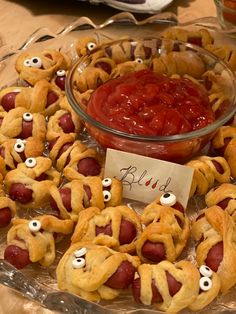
[87,69,215,136]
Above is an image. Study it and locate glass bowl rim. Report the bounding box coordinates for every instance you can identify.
[66,37,236,143]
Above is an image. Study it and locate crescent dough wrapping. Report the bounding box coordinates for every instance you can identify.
[56,242,140,301]
[6,215,74,266]
[71,205,142,253]
[192,205,236,293]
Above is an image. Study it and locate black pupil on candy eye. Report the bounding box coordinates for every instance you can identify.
[164,193,170,198]
[26,114,30,116]
[17,144,22,148]
[32,58,38,63]
[29,159,33,163]
[204,281,209,286]
[33,222,37,227]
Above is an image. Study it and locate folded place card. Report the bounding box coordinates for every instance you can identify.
[104,148,194,209]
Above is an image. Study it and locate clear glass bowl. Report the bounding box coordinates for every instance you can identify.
[214,0,236,30]
[66,37,236,163]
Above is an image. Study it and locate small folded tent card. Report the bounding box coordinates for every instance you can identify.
[104,149,194,208]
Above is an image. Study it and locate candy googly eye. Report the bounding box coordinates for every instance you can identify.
[23,59,31,67]
[199,276,212,291]
[160,192,177,207]
[28,220,41,233]
[56,69,66,77]
[102,178,112,188]
[74,247,87,258]
[87,42,96,51]
[14,141,25,153]
[103,190,111,202]
[199,265,213,278]
[72,257,86,269]
[30,57,42,68]
[23,112,33,122]
[135,58,143,64]
[25,157,37,168]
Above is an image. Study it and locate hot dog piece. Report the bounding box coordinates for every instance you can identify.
[59,113,75,133]
[132,278,163,304]
[96,223,112,237]
[141,240,166,263]
[119,219,137,245]
[205,241,223,272]
[18,120,33,138]
[59,187,72,212]
[166,271,182,296]
[46,91,59,108]
[9,183,33,204]
[105,260,136,289]
[4,245,30,269]
[55,75,66,90]
[0,207,12,228]
[77,157,101,176]
[1,92,19,111]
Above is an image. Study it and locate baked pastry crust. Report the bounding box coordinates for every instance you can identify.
[15,49,71,85]
[206,44,236,71]
[6,215,74,266]
[192,205,236,293]
[135,260,220,313]
[56,242,140,301]
[71,205,142,253]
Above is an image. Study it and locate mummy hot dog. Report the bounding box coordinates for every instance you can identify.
[56,242,140,301]
[4,156,61,208]
[192,205,236,293]
[0,107,46,143]
[4,215,74,269]
[15,49,71,86]
[136,193,189,263]
[0,186,16,228]
[132,261,220,313]
[71,205,141,253]
[50,177,123,220]
[185,155,231,198]
[205,183,236,221]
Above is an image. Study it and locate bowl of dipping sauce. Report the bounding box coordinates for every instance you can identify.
[66,37,236,163]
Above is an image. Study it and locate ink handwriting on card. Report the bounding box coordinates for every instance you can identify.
[117,165,172,193]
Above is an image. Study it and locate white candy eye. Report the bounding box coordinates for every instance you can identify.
[160,192,177,207]
[199,265,213,278]
[25,157,37,168]
[135,58,143,64]
[87,42,96,51]
[199,276,212,291]
[30,57,42,68]
[56,69,66,77]
[14,141,25,153]
[23,59,31,67]
[72,257,86,269]
[74,247,87,258]
[28,220,41,233]
[23,112,33,122]
[103,190,111,202]
[102,178,112,188]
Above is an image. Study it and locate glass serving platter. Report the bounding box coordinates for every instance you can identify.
[0,11,236,314]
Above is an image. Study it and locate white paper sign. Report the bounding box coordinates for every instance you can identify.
[104,149,194,209]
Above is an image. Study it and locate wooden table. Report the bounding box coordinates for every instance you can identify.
[0,0,216,313]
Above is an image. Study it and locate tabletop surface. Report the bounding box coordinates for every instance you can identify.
[0,0,217,313]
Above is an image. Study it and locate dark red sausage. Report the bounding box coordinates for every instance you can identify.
[205,241,223,272]
[4,245,30,269]
[96,222,112,236]
[212,160,224,174]
[59,113,75,133]
[46,91,59,108]
[18,120,33,139]
[57,142,73,159]
[48,137,58,151]
[217,198,231,210]
[94,61,112,75]
[1,92,19,111]
[173,202,184,213]
[105,260,136,289]
[9,183,33,204]
[141,240,166,263]
[55,76,66,91]
[119,219,137,245]
[166,271,182,296]
[77,157,101,176]
[60,187,72,212]
[132,278,163,304]
[35,173,48,181]
[0,146,5,158]
[0,207,12,228]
